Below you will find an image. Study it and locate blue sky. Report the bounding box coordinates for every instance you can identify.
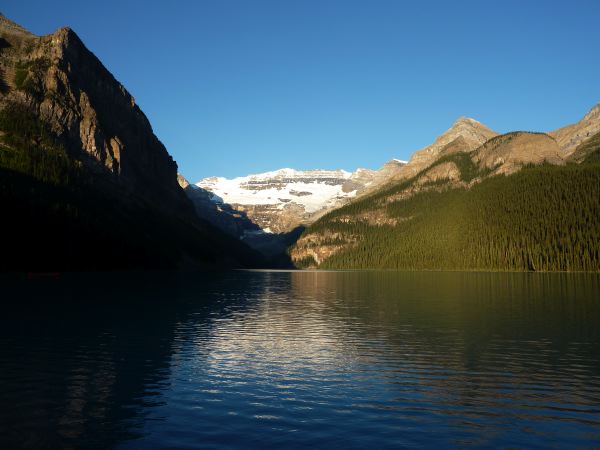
[4,1,599,180]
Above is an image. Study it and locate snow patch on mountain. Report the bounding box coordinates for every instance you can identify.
[197,169,356,214]
[193,160,408,233]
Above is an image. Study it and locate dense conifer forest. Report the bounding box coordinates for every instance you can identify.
[298,152,600,272]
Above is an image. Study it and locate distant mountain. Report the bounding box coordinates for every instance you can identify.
[193,163,407,232]
[0,14,261,270]
[290,104,600,271]
[183,162,406,264]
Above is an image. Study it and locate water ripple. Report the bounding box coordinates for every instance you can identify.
[0,271,599,449]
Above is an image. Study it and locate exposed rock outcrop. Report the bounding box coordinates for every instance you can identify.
[0,14,185,211]
[399,117,498,178]
[550,104,600,156]
[415,161,462,186]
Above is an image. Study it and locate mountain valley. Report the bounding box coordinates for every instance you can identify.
[0,12,598,272]
[188,104,599,271]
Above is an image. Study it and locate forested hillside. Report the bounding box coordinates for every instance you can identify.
[292,160,600,272]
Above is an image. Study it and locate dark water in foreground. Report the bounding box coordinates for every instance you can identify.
[1,271,599,449]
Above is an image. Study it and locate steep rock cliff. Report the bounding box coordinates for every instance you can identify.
[0,14,185,210]
[0,14,260,270]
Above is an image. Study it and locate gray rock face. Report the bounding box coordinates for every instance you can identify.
[178,174,261,238]
[0,16,186,211]
[179,173,304,263]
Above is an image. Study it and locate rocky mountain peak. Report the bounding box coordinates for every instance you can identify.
[400,116,498,178]
[383,158,408,168]
[0,14,187,212]
[452,116,481,127]
[177,173,190,189]
[445,116,495,141]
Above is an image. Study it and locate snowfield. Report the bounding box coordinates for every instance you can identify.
[192,160,408,234]
[197,168,358,214]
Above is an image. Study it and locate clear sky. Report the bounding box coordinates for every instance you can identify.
[3,1,599,180]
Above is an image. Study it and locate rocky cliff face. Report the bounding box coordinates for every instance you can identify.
[0,14,185,210]
[0,14,260,270]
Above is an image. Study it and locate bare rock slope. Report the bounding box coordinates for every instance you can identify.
[551,104,600,156]
[398,117,498,179]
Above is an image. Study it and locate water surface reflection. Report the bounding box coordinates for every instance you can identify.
[0,271,599,449]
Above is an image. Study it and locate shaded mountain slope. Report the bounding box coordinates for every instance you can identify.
[0,14,261,271]
[178,174,301,267]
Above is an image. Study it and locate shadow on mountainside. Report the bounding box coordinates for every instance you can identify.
[0,38,9,94]
[243,225,306,269]
[184,184,305,269]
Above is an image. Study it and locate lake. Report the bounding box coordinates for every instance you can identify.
[1,270,599,449]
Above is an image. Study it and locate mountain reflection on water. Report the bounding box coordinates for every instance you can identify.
[1,271,599,449]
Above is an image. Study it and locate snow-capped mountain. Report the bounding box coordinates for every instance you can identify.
[195,162,407,234]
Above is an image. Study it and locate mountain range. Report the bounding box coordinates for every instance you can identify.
[289,108,600,270]
[1,13,598,272]
[187,104,599,270]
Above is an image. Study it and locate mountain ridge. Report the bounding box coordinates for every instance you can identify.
[288,103,600,270]
[550,104,600,156]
